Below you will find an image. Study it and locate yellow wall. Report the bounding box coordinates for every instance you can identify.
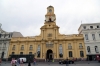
[7,6,87,60]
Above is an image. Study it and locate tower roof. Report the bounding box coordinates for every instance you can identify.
[47,5,54,8]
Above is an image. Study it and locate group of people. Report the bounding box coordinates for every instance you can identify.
[11,58,36,66]
[11,58,24,66]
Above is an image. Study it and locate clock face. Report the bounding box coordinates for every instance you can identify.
[49,9,52,12]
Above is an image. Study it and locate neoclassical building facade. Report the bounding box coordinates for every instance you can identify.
[8,6,86,61]
[78,23,100,61]
[0,23,23,60]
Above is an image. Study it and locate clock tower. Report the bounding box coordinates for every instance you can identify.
[45,6,56,22]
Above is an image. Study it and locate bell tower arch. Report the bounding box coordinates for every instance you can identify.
[45,6,56,22]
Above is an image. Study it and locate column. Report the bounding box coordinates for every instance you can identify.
[25,42,28,54]
[17,42,19,55]
[42,43,45,59]
[40,44,42,59]
[7,42,11,58]
[54,43,56,59]
[56,43,58,59]
[74,41,78,58]
[34,42,37,58]
[63,42,66,59]
[42,30,44,39]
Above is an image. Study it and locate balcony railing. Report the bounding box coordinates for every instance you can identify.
[46,44,53,48]
[68,46,72,49]
[79,46,83,49]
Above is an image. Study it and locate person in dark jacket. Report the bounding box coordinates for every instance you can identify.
[66,59,69,66]
[28,60,31,66]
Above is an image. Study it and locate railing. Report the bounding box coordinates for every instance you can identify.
[46,44,54,48]
[79,46,83,49]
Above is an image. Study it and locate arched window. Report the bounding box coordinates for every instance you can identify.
[37,45,41,58]
[95,46,99,53]
[87,46,91,53]
[59,44,63,58]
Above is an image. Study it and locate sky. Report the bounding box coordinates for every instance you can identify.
[0,0,100,36]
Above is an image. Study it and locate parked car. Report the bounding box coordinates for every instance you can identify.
[19,58,27,63]
[59,60,74,64]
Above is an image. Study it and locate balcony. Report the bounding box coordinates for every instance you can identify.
[46,44,53,48]
[79,46,83,49]
[68,46,72,50]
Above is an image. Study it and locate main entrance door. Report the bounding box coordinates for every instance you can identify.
[46,49,53,60]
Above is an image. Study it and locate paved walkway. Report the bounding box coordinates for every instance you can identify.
[0,62,100,66]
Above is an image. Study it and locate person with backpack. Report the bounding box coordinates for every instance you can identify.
[11,58,16,66]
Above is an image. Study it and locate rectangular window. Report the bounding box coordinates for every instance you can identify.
[92,34,95,40]
[68,43,72,49]
[90,26,93,29]
[12,45,15,50]
[29,52,32,55]
[9,34,10,38]
[59,44,63,58]
[20,52,23,55]
[3,43,6,47]
[11,33,13,37]
[85,34,88,40]
[29,45,33,50]
[0,34,1,38]
[37,45,40,58]
[79,43,83,49]
[12,52,15,55]
[99,34,100,37]
[97,25,100,28]
[69,51,73,57]
[21,45,24,50]
[83,26,86,29]
[80,51,84,57]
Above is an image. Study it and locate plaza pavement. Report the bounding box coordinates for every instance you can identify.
[0,61,100,66]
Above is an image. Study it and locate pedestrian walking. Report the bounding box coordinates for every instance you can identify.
[0,58,2,66]
[66,59,69,66]
[11,58,16,66]
[45,59,46,62]
[5,58,8,64]
[33,58,36,66]
[17,58,20,66]
[20,59,24,66]
[28,60,31,66]
[15,60,17,66]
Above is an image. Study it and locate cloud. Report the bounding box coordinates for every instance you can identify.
[0,0,100,36]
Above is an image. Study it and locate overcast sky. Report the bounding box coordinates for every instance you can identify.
[0,0,100,36]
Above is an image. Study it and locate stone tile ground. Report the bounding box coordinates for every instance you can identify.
[0,62,100,66]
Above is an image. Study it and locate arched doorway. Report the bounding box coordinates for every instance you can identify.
[1,52,4,59]
[46,49,53,60]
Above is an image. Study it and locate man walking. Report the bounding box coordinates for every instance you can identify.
[66,59,69,66]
